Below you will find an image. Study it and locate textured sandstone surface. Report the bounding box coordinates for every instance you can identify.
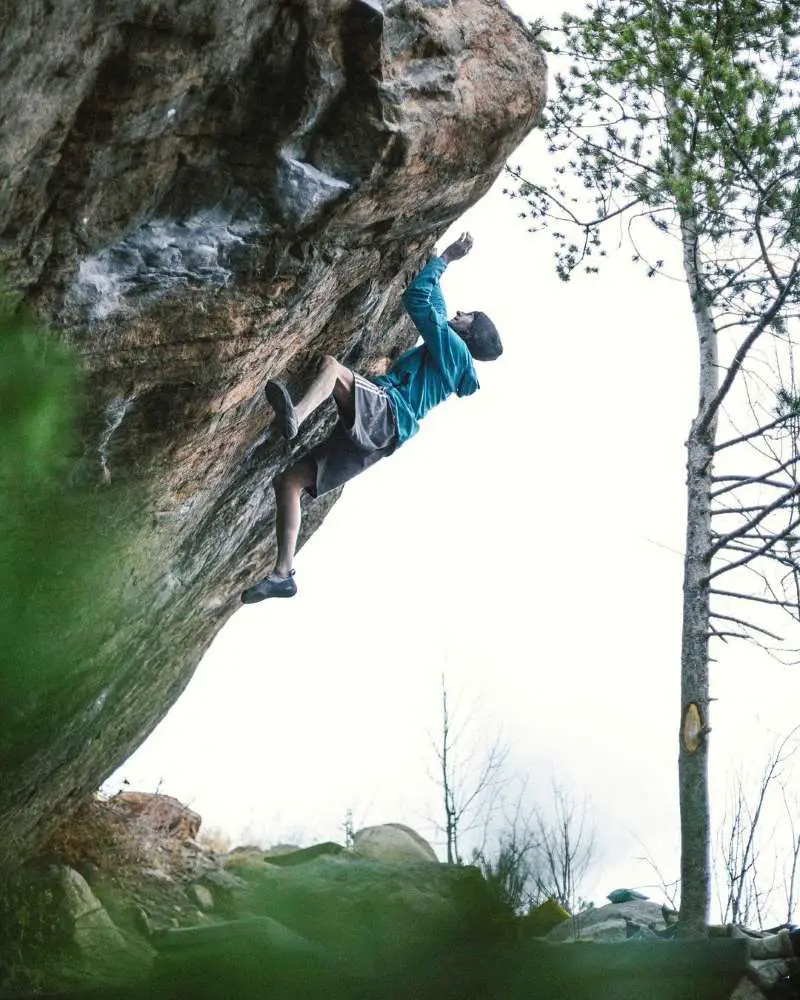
[0,0,545,863]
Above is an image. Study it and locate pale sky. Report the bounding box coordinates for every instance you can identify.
[104,0,800,921]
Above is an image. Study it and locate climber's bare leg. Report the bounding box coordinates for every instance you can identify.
[273,458,316,578]
[242,357,356,603]
[293,355,355,426]
[240,456,317,603]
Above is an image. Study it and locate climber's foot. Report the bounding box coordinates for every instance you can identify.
[264,380,299,441]
[241,571,297,604]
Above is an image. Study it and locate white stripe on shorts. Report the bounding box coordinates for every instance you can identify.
[354,372,386,396]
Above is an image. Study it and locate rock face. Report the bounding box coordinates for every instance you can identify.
[0,1,546,864]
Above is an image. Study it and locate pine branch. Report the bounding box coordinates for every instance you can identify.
[507,165,646,231]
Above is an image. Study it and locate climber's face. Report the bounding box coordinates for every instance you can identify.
[448,311,475,335]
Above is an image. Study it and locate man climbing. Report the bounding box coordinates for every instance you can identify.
[241,232,502,603]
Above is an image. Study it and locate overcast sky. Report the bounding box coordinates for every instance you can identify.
[104,0,800,919]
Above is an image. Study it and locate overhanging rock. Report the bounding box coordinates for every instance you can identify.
[0,0,546,863]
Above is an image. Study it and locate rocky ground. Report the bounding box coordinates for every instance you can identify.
[0,793,503,998]
[1,793,794,999]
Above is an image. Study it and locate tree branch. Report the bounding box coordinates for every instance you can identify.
[708,487,800,555]
[721,542,796,571]
[507,166,647,231]
[715,412,800,452]
[697,255,800,436]
[710,588,798,609]
[708,611,783,642]
[710,469,798,500]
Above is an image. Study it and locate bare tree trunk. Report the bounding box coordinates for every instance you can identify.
[432,674,508,866]
[678,211,718,935]
[440,678,457,864]
[679,429,714,931]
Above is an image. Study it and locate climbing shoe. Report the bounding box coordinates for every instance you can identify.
[241,571,297,603]
[264,380,299,441]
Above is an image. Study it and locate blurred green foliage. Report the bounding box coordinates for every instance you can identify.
[0,294,129,761]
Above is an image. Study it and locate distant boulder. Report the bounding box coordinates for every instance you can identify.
[546,899,675,943]
[352,824,438,864]
[111,792,202,841]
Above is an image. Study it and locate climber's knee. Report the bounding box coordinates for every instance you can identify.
[330,361,355,414]
[274,459,314,496]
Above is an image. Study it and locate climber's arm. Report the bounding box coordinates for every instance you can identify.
[401,234,473,385]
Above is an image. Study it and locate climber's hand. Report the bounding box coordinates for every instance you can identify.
[440,232,473,263]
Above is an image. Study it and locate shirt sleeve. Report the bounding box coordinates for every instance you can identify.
[401,257,472,392]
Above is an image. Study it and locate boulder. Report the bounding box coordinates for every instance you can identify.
[110,793,202,840]
[53,865,156,987]
[546,899,671,943]
[188,883,214,912]
[352,823,438,863]
[57,865,128,947]
[0,0,546,868]
[747,927,795,959]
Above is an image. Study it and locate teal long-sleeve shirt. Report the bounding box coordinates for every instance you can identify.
[371,257,479,446]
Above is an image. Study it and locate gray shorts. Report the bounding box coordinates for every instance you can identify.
[306,373,398,498]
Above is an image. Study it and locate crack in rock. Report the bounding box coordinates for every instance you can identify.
[99,394,137,483]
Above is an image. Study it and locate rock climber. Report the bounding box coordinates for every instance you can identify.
[241,232,502,603]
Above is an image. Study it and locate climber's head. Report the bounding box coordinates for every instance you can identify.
[449,311,503,361]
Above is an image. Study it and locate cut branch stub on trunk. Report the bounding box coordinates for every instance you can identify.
[682,702,709,754]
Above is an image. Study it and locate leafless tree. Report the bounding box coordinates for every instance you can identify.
[475,824,536,915]
[430,674,508,864]
[528,783,595,914]
[780,783,800,925]
[717,726,800,928]
[474,780,595,916]
[633,845,681,913]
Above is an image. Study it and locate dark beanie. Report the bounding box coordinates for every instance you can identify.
[467,312,503,361]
